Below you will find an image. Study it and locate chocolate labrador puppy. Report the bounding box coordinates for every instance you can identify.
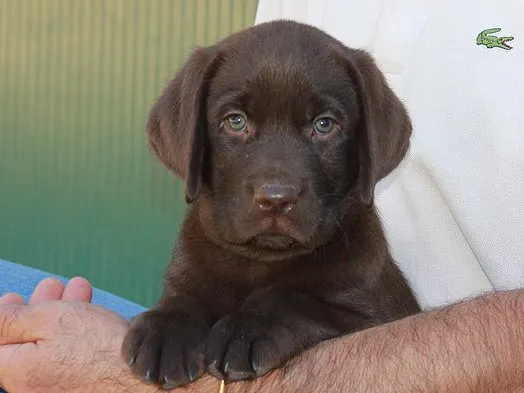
[122,20,420,389]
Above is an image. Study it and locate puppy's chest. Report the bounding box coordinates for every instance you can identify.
[208,260,344,299]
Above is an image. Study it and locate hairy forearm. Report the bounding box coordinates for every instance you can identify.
[116,290,523,393]
[226,289,524,393]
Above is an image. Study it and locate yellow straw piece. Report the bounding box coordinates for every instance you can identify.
[219,379,226,393]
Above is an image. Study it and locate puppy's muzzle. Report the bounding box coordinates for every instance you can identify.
[254,184,298,215]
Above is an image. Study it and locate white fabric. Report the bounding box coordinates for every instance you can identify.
[255,0,524,310]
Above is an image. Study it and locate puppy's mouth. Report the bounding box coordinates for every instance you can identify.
[248,233,302,251]
[246,216,310,251]
[214,216,320,261]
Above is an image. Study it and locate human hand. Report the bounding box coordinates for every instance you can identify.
[0,277,158,393]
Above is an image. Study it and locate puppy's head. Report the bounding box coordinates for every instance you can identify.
[147,20,411,261]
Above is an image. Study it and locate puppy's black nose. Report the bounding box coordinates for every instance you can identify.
[254,184,298,215]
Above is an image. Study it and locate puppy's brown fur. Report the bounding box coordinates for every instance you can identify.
[122,20,420,389]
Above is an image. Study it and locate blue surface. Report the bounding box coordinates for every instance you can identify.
[0,258,147,319]
[0,258,147,393]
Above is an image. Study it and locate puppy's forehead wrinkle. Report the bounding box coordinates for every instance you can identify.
[251,64,310,93]
[256,57,311,83]
[245,72,343,127]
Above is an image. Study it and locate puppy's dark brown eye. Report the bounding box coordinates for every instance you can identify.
[225,114,247,133]
[313,117,335,135]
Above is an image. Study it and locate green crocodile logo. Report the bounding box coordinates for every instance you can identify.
[476,28,514,50]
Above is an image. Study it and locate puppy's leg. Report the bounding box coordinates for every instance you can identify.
[121,293,211,389]
[206,288,364,381]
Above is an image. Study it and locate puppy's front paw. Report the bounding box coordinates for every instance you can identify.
[122,309,209,389]
[206,313,299,382]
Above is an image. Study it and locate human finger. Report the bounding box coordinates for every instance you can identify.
[0,342,37,391]
[0,293,25,305]
[29,277,65,304]
[62,277,93,302]
[0,343,21,389]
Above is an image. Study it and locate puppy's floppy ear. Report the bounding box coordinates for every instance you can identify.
[334,48,412,206]
[147,46,222,203]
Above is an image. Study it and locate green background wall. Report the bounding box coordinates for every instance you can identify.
[0,0,258,307]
